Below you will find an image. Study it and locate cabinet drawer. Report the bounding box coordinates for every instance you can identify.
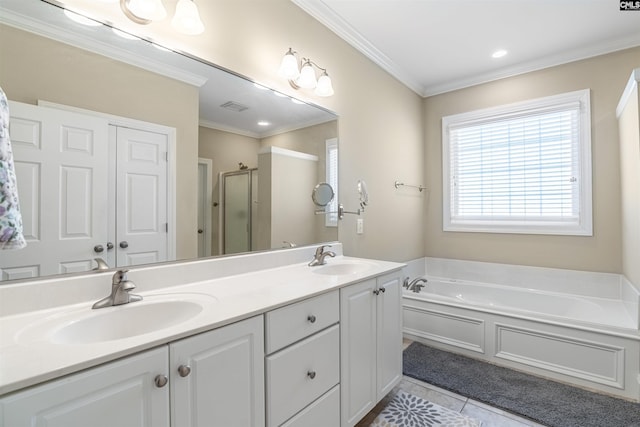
[266,324,340,427]
[280,385,340,427]
[265,290,339,353]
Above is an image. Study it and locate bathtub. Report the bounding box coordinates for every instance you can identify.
[402,272,640,401]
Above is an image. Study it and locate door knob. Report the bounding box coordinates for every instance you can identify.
[119,241,129,249]
[197,229,203,234]
[106,242,114,250]
[94,245,104,253]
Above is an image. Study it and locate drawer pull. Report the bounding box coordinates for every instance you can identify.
[178,365,191,377]
[154,375,168,388]
[307,370,316,379]
[379,287,386,293]
[373,289,380,295]
[307,315,317,323]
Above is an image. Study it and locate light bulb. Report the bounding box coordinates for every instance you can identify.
[296,61,317,89]
[278,49,300,80]
[172,0,205,35]
[314,72,334,97]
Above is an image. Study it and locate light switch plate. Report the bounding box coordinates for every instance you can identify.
[356,218,364,234]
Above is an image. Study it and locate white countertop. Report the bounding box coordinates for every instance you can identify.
[0,254,403,395]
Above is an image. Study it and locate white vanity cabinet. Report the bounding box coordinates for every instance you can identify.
[340,272,403,427]
[265,290,340,426]
[0,316,264,427]
[0,347,170,427]
[170,315,265,427]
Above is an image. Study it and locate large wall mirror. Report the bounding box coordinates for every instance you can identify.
[0,0,338,283]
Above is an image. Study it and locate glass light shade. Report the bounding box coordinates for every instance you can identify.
[126,0,166,21]
[314,72,334,97]
[278,50,300,80]
[296,61,317,89]
[172,0,205,35]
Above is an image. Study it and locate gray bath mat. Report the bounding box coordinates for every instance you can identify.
[403,342,640,427]
[371,390,481,427]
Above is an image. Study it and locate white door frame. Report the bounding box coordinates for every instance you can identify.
[39,100,177,261]
[197,158,213,258]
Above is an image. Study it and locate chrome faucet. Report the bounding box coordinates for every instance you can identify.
[92,269,143,309]
[308,244,336,266]
[404,277,428,293]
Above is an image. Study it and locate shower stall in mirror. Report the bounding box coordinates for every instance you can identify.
[220,169,258,255]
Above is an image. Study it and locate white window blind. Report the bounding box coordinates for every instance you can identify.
[443,90,592,235]
[325,138,338,227]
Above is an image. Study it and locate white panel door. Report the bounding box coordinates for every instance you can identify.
[170,316,265,427]
[1,101,109,280]
[115,126,168,267]
[0,347,170,427]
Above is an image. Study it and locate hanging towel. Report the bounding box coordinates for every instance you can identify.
[0,87,26,250]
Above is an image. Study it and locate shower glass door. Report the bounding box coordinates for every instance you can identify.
[223,171,252,254]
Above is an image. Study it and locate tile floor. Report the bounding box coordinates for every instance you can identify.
[356,339,548,427]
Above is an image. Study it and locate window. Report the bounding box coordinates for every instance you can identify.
[325,138,339,227]
[442,89,592,236]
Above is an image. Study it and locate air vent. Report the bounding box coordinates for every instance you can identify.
[220,101,249,112]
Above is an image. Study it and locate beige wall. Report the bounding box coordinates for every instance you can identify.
[618,76,640,284]
[60,0,426,263]
[0,24,200,260]
[424,46,640,272]
[261,121,339,244]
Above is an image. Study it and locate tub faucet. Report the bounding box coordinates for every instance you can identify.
[308,244,336,266]
[92,269,143,309]
[406,277,428,293]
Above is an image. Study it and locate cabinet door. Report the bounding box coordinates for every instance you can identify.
[376,272,403,399]
[340,278,377,427]
[0,347,169,427]
[170,316,265,427]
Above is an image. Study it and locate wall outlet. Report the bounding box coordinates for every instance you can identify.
[356,218,364,234]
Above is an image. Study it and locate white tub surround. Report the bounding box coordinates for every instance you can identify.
[0,242,403,396]
[402,257,640,401]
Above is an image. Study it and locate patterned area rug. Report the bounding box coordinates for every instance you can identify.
[371,390,482,427]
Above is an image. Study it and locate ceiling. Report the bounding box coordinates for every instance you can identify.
[294,0,640,97]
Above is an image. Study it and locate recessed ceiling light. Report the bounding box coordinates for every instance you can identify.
[257,121,270,126]
[492,49,508,59]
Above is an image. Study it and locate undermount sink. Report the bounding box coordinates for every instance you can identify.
[19,293,215,345]
[312,261,374,276]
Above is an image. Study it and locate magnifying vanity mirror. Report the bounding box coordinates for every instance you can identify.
[311,183,335,207]
[0,0,339,282]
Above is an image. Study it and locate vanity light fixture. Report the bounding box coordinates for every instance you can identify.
[278,48,334,97]
[119,0,204,35]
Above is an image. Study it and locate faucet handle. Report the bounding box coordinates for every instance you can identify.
[316,244,332,254]
[112,269,130,284]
